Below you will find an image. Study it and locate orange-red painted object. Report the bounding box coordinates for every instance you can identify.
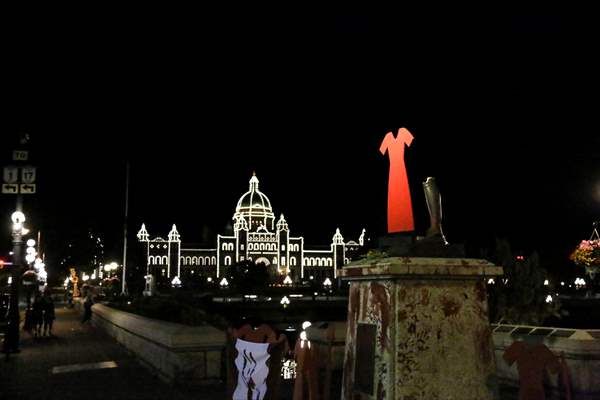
[380,127,414,233]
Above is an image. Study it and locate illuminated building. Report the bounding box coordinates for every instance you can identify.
[137,174,365,282]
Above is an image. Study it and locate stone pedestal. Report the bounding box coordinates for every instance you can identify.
[339,257,503,400]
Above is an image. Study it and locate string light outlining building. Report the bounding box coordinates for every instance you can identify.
[137,173,365,282]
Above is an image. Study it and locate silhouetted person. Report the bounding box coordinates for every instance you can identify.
[81,294,93,323]
[42,291,55,336]
[31,293,44,338]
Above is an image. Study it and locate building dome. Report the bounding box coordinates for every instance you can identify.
[234,174,275,231]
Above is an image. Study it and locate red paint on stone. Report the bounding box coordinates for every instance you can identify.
[371,283,391,350]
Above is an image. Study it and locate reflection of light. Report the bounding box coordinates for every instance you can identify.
[207,277,212,282]
[546,295,553,303]
[280,296,290,306]
[220,278,228,287]
[8,276,12,284]
[544,279,549,286]
[487,278,495,284]
[171,276,182,287]
[323,277,332,287]
[27,239,36,247]
[283,275,293,285]
[302,321,312,330]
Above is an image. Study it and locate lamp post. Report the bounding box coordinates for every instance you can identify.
[3,211,28,354]
[323,277,332,300]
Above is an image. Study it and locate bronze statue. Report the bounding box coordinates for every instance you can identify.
[423,177,448,245]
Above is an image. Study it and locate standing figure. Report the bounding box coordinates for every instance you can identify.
[380,127,415,233]
[81,294,94,324]
[31,293,44,338]
[42,290,55,336]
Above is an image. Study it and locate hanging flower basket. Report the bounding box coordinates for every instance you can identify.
[570,239,600,278]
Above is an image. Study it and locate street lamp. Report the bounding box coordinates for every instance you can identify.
[2,211,29,354]
[220,277,229,289]
[323,277,332,300]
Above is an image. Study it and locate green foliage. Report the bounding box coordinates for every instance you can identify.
[224,260,271,293]
[488,239,566,325]
[357,249,388,261]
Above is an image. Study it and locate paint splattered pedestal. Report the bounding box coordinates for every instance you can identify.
[339,257,503,400]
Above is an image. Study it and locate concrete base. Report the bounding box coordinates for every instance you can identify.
[339,257,503,400]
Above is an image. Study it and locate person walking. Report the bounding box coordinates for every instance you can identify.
[31,293,44,338]
[42,290,55,336]
[81,293,94,323]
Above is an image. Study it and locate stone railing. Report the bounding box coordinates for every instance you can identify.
[492,323,600,399]
[89,303,226,385]
[308,321,600,399]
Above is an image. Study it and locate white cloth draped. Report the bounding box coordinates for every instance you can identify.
[233,339,271,400]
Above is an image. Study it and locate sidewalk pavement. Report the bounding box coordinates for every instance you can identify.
[1,305,227,399]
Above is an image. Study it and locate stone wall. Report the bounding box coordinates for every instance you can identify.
[308,321,600,399]
[493,324,600,400]
[89,303,226,385]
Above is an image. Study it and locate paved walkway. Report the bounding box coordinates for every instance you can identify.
[1,305,226,399]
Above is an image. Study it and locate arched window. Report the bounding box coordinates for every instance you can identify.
[148,256,155,264]
[304,258,310,266]
[228,243,234,251]
[290,257,296,266]
[222,243,227,251]
[211,256,216,265]
[224,256,232,266]
[327,258,333,267]
[162,256,168,265]
[259,243,265,251]
[273,257,277,265]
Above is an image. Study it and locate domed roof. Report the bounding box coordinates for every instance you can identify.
[234,174,275,231]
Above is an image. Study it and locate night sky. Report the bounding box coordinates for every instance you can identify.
[3,13,599,281]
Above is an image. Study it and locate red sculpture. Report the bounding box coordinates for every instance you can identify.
[503,341,561,400]
[380,128,414,233]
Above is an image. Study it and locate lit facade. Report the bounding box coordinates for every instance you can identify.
[137,174,365,282]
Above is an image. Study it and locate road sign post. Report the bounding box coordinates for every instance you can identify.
[2,136,35,355]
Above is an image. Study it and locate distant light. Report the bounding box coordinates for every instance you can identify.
[300,331,308,341]
[11,211,25,224]
[543,279,549,286]
[560,281,565,286]
[487,278,495,284]
[302,321,312,330]
[8,276,12,284]
[280,296,290,306]
[171,276,182,287]
[283,275,293,285]
[545,295,553,303]
[220,278,228,287]
[207,277,212,282]
[323,277,332,286]
[26,239,36,247]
